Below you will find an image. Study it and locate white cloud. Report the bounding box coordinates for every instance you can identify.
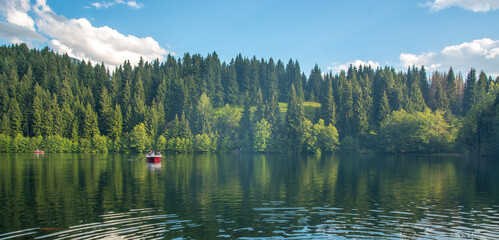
[0,0,35,30]
[0,0,167,69]
[400,38,499,77]
[0,21,46,42]
[327,60,381,74]
[33,1,165,67]
[89,0,143,9]
[425,0,499,12]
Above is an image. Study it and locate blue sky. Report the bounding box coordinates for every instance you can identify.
[1,0,498,76]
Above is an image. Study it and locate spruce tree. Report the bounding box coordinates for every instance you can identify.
[353,86,368,137]
[320,77,336,126]
[377,90,390,126]
[98,86,112,135]
[1,114,10,136]
[51,94,63,136]
[463,68,477,114]
[446,67,457,114]
[285,84,304,150]
[179,111,192,139]
[83,103,100,139]
[7,98,22,137]
[31,88,42,137]
[110,104,123,140]
[307,64,323,102]
[239,93,252,150]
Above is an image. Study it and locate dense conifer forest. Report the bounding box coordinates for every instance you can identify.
[0,44,497,155]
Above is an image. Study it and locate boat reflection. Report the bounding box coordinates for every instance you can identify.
[146,162,162,172]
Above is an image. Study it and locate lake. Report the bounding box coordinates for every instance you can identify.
[0,153,498,239]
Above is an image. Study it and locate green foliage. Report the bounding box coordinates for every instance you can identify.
[92,134,108,153]
[285,84,304,150]
[253,118,272,152]
[129,122,149,152]
[0,44,494,155]
[43,135,74,153]
[458,86,499,156]
[167,137,192,153]
[379,109,454,153]
[194,132,218,152]
[0,134,11,152]
[299,119,339,154]
[319,123,340,152]
[156,135,167,152]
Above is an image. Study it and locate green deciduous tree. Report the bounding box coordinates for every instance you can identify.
[253,118,272,152]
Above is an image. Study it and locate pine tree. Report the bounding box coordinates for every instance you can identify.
[179,111,192,139]
[433,81,449,111]
[476,71,488,104]
[110,104,123,140]
[7,98,22,137]
[170,114,180,139]
[406,82,426,112]
[320,77,336,125]
[98,86,112,135]
[239,93,252,149]
[337,71,353,136]
[307,64,322,102]
[353,85,368,137]
[446,67,457,114]
[377,90,390,126]
[132,75,146,126]
[0,114,10,136]
[31,87,42,137]
[51,93,63,136]
[285,84,304,150]
[254,88,265,122]
[61,102,74,139]
[83,103,100,139]
[41,98,53,136]
[463,68,477,114]
[222,61,239,105]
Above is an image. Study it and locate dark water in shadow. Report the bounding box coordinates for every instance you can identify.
[0,153,498,239]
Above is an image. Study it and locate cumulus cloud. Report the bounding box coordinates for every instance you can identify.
[327,60,381,74]
[0,0,167,68]
[425,0,499,12]
[34,1,165,67]
[400,38,499,76]
[0,21,46,43]
[0,0,35,30]
[89,0,143,9]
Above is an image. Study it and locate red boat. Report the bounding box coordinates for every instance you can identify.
[145,154,162,163]
[34,150,44,154]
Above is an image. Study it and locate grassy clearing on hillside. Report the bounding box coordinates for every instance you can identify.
[279,102,321,121]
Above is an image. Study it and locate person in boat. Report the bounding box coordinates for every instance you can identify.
[155,150,161,155]
[147,150,153,156]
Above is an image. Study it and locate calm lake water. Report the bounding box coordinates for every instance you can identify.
[0,153,498,239]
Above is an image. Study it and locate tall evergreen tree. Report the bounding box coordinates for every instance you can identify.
[463,68,477,114]
[98,86,112,135]
[7,98,22,137]
[446,67,458,114]
[31,85,42,137]
[307,64,323,102]
[377,90,391,126]
[83,103,100,139]
[239,93,252,150]
[221,61,239,105]
[285,84,304,150]
[320,77,336,125]
[110,104,123,140]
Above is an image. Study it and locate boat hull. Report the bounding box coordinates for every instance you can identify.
[146,156,161,163]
